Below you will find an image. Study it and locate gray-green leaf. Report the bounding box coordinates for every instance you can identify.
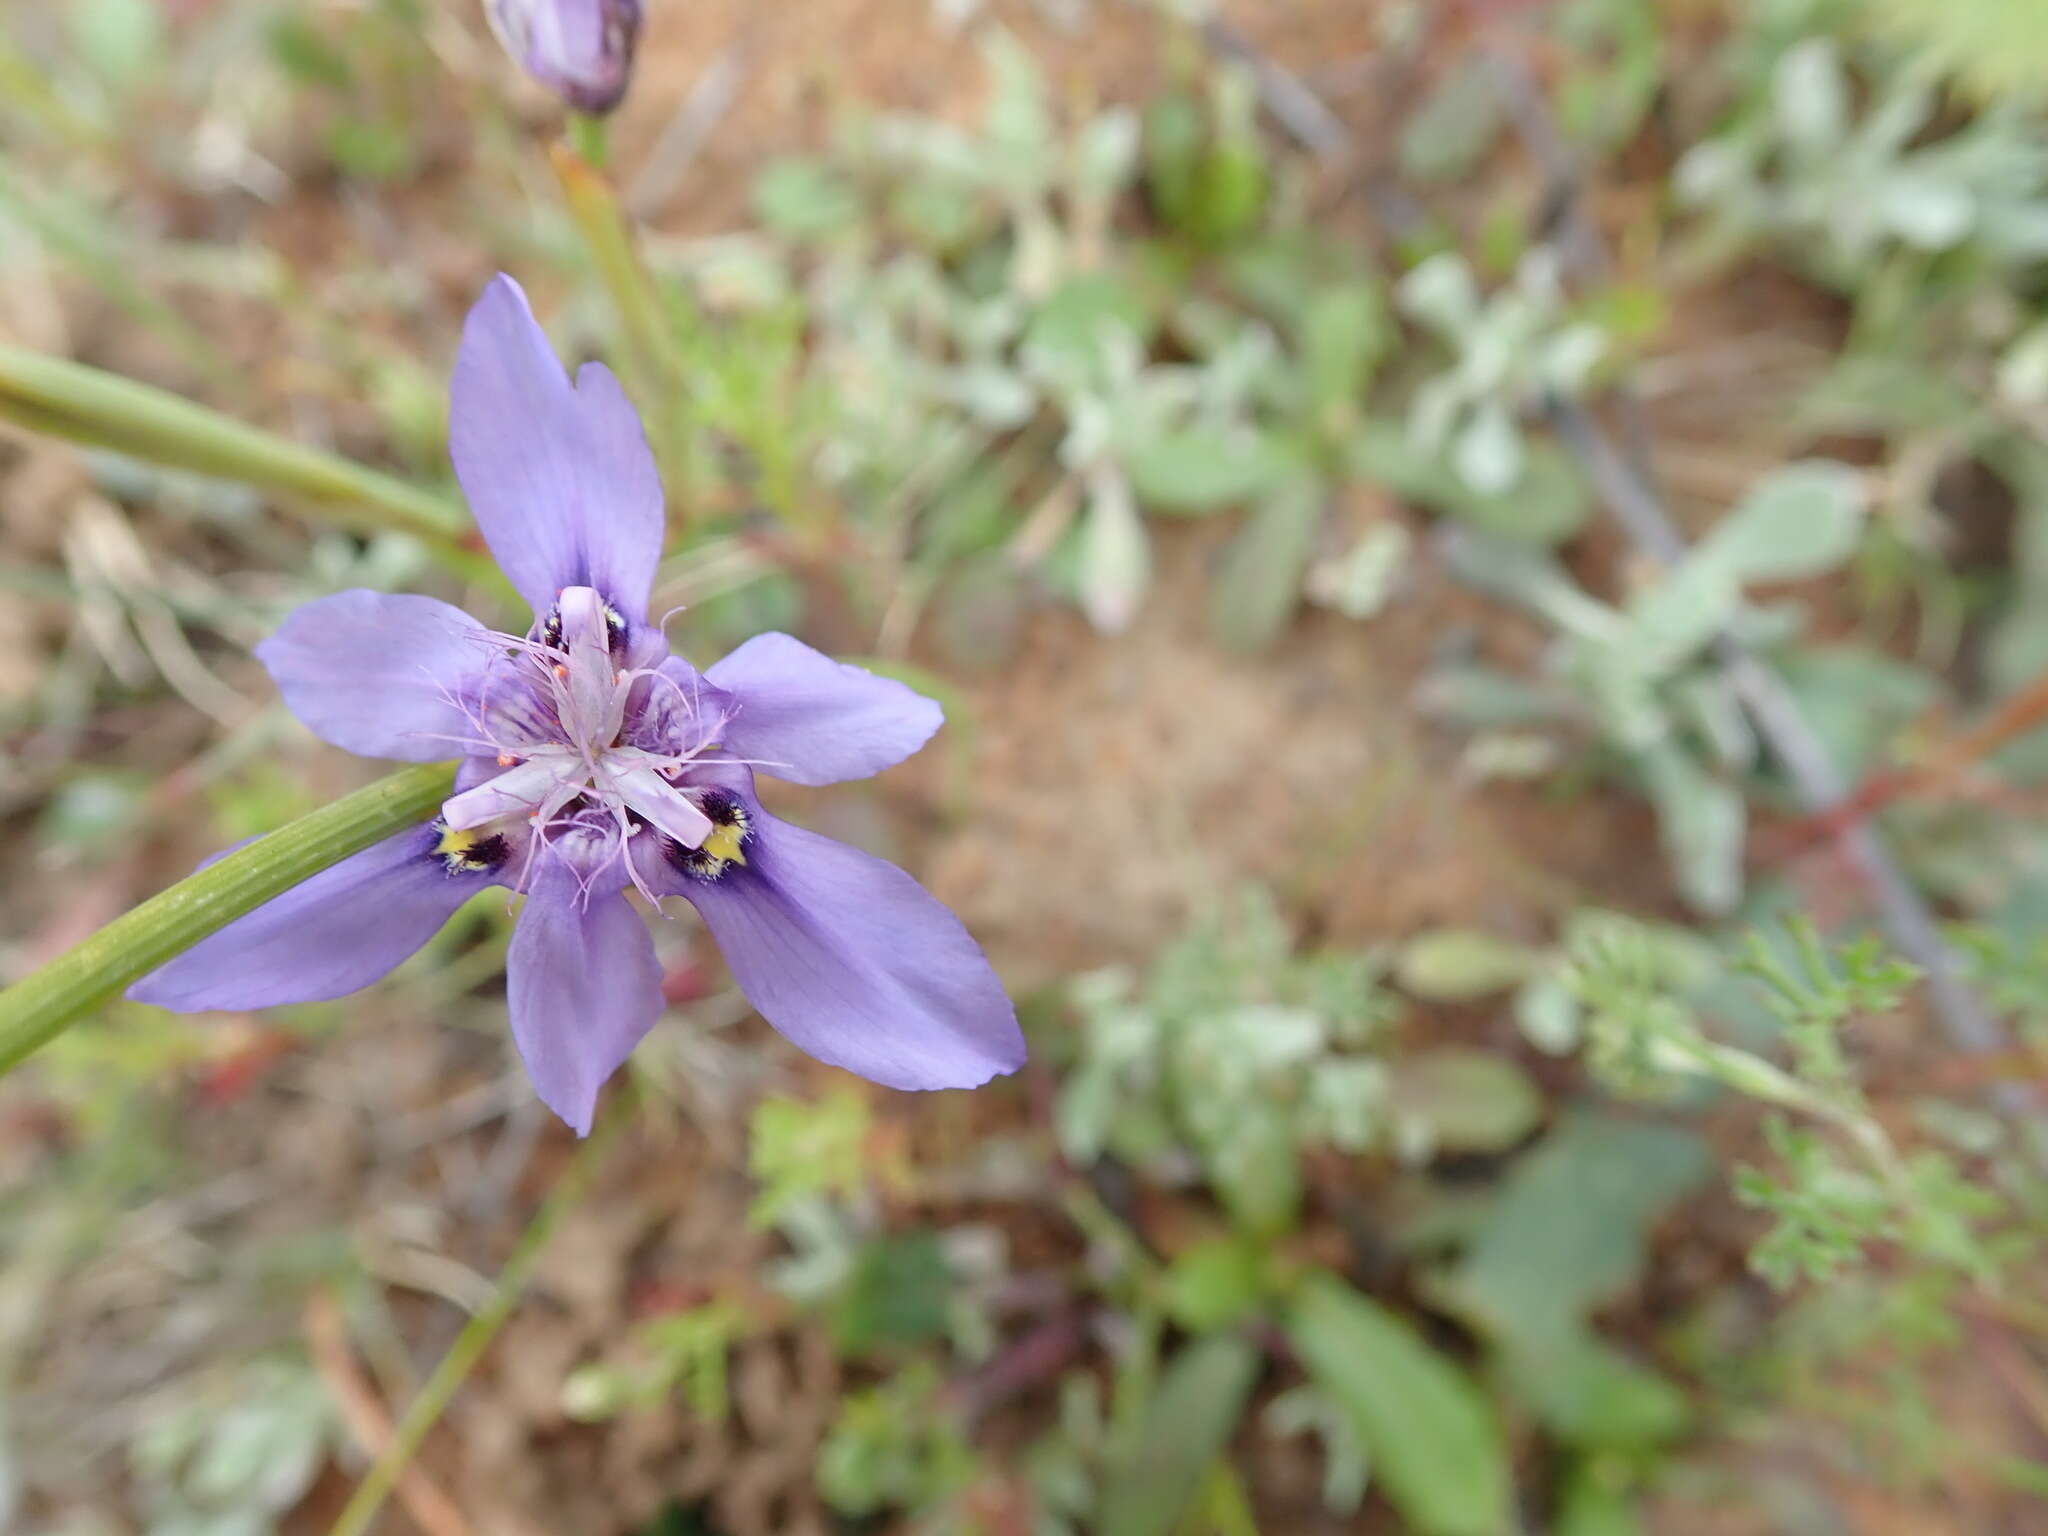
[1437,1112,1712,1341]
[1704,461,1869,584]
[1209,477,1324,653]
[1399,60,1506,185]
[1301,282,1390,418]
[1392,1050,1544,1155]
[1639,743,1746,915]
[1397,929,1545,1001]
[1124,427,1305,514]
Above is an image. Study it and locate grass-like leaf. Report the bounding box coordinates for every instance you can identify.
[0,342,486,571]
[0,761,457,1073]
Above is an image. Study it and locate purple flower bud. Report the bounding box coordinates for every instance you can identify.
[486,0,643,116]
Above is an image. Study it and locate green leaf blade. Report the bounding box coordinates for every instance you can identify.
[1284,1270,1512,1536]
[0,343,466,544]
[0,762,458,1072]
[1099,1333,1261,1536]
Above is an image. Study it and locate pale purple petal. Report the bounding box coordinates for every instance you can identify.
[505,868,664,1135]
[454,753,513,795]
[255,591,488,762]
[449,276,665,621]
[127,824,492,1011]
[703,634,944,786]
[661,794,1023,1090]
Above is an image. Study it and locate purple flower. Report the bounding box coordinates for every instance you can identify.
[486,0,643,116]
[129,275,1026,1134]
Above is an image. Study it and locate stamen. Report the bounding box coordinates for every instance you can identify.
[608,760,713,849]
[442,756,565,830]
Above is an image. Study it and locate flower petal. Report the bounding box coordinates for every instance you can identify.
[127,824,493,1011]
[255,590,489,762]
[662,794,1023,1090]
[449,275,665,621]
[703,633,943,786]
[505,868,664,1135]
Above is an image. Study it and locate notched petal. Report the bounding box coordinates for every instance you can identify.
[449,276,666,622]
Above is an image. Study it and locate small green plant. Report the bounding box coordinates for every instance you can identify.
[1565,915,2034,1294]
[817,1363,981,1523]
[1398,249,1608,499]
[1050,890,1712,1531]
[1558,913,2048,1489]
[1676,32,2048,294]
[131,1357,336,1536]
[562,1300,752,1425]
[1058,888,1400,1234]
[1432,461,1870,911]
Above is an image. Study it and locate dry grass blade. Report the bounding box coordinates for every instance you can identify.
[305,1290,474,1536]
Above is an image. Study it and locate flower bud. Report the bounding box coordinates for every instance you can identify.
[486,0,643,116]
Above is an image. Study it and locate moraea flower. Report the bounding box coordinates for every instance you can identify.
[486,0,643,116]
[129,275,1025,1133]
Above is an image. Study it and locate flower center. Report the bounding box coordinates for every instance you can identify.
[436,585,716,895]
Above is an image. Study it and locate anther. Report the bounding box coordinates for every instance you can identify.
[434,821,511,876]
[664,791,751,881]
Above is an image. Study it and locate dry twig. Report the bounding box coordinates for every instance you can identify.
[626,44,749,219]
[1199,17,1349,162]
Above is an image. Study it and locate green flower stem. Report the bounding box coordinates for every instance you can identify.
[1671,1033,1914,1198]
[0,762,457,1073]
[566,112,610,169]
[0,342,495,581]
[549,143,670,385]
[327,1099,629,1536]
[548,143,696,494]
